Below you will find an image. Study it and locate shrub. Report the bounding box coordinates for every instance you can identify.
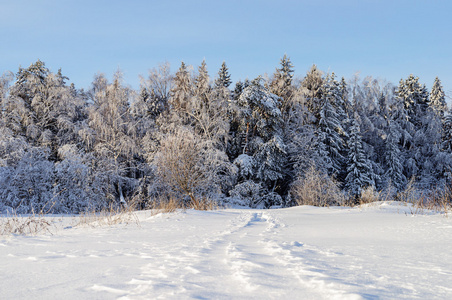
[290,166,344,207]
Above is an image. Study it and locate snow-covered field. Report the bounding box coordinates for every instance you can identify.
[1,202,452,299]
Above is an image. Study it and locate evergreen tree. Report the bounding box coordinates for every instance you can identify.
[441,112,452,183]
[229,77,287,207]
[270,54,294,113]
[194,60,211,105]
[443,112,452,153]
[6,60,48,142]
[397,75,429,127]
[317,87,345,178]
[170,62,192,112]
[323,73,349,180]
[416,110,445,188]
[6,61,85,158]
[430,77,447,117]
[302,65,324,121]
[339,76,350,115]
[215,61,232,89]
[344,114,375,198]
[384,120,406,191]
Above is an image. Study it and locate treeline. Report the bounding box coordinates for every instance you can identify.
[0,57,450,213]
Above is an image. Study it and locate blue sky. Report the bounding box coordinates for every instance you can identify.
[1,0,451,96]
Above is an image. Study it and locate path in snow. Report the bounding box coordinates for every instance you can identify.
[1,203,452,299]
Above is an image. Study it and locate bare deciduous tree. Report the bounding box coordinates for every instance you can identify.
[154,128,230,207]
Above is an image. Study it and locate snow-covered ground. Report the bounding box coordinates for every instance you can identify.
[1,202,452,299]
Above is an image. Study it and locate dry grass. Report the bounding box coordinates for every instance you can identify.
[146,195,218,214]
[407,188,452,216]
[74,201,140,228]
[0,201,142,236]
[190,196,218,211]
[0,194,218,236]
[147,197,183,214]
[0,199,62,236]
[0,212,55,236]
[290,168,452,216]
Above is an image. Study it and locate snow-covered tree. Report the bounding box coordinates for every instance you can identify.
[189,61,230,150]
[215,61,232,89]
[0,147,54,213]
[228,77,287,207]
[443,113,452,153]
[194,60,211,105]
[87,71,140,206]
[154,128,231,206]
[170,62,193,113]
[270,54,294,114]
[5,61,85,158]
[430,77,447,117]
[317,91,345,178]
[133,63,173,165]
[301,65,323,121]
[397,75,429,128]
[384,120,406,191]
[52,145,103,213]
[140,62,172,115]
[344,115,375,198]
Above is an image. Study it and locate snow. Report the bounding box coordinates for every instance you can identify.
[1,202,452,299]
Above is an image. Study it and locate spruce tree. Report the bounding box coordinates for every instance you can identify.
[397,75,429,127]
[344,114,375,198]
[430,77,447,117]
[215,61,232,89]
[443,113,452,153]
[317,93,345,178]
[194,60,211,106]
[302,65,323,121]
[384,120,406,191]
[270,54,294,113]
[229,77,287,207]
[170,62,192,112]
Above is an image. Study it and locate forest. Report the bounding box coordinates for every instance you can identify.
[0,56,451,214]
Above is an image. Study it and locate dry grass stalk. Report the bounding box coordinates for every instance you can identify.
[190,196,218,211]
[0,211,55,236]
[148,197,182,215]
[74,201,140,228]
